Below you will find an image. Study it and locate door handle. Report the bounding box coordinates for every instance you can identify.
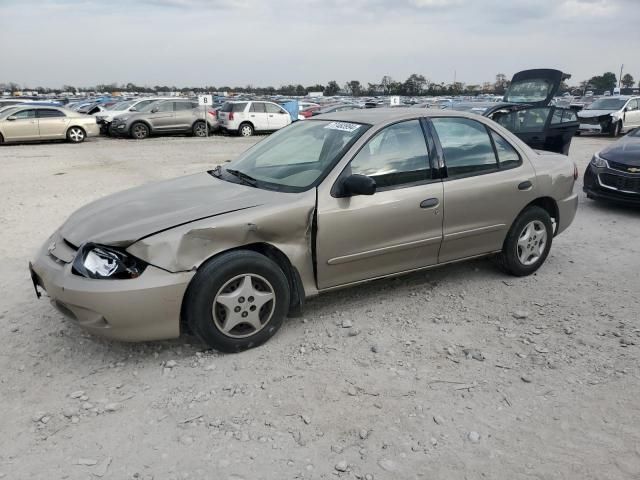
[420,198,439,208]
[518,181,533,190]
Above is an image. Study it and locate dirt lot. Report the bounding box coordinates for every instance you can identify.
[1,134,639,480]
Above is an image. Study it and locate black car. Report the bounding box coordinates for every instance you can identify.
[583,128,640,205]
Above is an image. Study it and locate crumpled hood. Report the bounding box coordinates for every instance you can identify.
[600,136,640,166]
[59,173,279,246]
[577,110,616,118]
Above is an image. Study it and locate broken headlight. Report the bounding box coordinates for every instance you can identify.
[72,244,147,279]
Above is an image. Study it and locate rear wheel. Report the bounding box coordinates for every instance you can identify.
[183,251,290,353]
[497,206,553,276]
[0,132,4,144]
[239,123,254,137]
[610,121,622,137]
[192,120,207,137]
[130,122,149,140]
[66,126,86,143]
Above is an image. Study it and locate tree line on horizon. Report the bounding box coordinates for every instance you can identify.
[1,71,636,97]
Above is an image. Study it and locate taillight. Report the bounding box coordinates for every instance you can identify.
[229,111,234,120]
[208,108,217,118]
[573,163,578,180]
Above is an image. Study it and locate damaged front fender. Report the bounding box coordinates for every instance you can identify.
[126,189,318,297]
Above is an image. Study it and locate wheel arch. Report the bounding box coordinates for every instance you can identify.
[239,121,254,131]
[518,197,559,235]
[180,242,304,334]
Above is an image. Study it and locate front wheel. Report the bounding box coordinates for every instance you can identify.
[130,122,149,140]
[66,127,86,143]
[183,251,290,353]
[610,121,621,137]
[497,206,553,276]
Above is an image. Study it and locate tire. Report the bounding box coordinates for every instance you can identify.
[0,132,4,144]
[192,120,207,137]
[66,126,86,143]
[183,250,290,353]
[575,131,581,136]
[239,122,254,137]
[497,206,553,277]
[610,121,621,137]
[130,122,149,140]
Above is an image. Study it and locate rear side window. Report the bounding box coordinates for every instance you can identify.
[490,131,521,169]
[155,101,174,112]
[431,117,497,177]
[174,102,194,111]
[37,109,65,118]
[221,102,247,113]
[250,102,266,113]
[349,119,430,188]
[562,110,577,123]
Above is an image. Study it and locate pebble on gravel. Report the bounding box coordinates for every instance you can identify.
[467,431,481,443]
[433,415,445,425]
[347,386,358,396]
[359,428,369,439]
[341,319,353,328]
[104,402,121,412]
[70,390,85,399]
[335,460,348,472]
[513,310,529,320]
[377,458,397,472]
[521,375,533,383]
[165,360,177,368]
[76,458,98,466]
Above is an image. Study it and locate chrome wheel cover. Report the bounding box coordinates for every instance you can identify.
[516,220,547,266]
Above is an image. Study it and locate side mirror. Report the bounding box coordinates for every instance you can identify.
[150,108,159,113]
[6,115,16,121]
[129,107,137,112]
[341,174,376,197]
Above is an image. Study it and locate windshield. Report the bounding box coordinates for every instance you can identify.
[586,98,627,111]
[106,101,134,111]
[506,79,553,103]
[0,106,20,118]
[224,120,370,192]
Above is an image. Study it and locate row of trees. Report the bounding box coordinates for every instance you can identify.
[2,72,637,97]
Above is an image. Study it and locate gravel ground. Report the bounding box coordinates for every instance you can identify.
[1,134,639,480]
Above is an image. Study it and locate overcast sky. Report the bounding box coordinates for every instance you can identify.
[1,0,639,89]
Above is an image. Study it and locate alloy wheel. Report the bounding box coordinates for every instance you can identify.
[194,122,207,137]
[212,274,275,338]
[132,124,148,139]
[516,220,547,266]
[69,128,84,142]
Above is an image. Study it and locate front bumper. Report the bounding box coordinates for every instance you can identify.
[30,236,194,342]
[578,117,613,134]
[583,164,640,205]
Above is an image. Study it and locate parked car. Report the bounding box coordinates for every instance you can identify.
[95,98,171,134]
[30,109,577,352]
[311,103,360,116]
[0,105,98,144]
[218,101,292,136]
[577,96,640,137]
[109,99,216,139]
[583,127,640,204]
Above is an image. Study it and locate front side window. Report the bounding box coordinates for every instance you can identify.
[154,101,174,112]
[174,102,193,111]
[225,120,369,191]
[12,109,36,119]
[265,103,285,114]
[349,120,430,188]
[431,117,497,176]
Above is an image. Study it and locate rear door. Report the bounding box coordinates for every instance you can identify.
[173,101,197,130]
[430,116,537,263]
[265,102,291,130]
[2,108,39,141]
[624,99,640,128]
[249,102,269,131]
[36,108,69,139]
[316,119,443,289]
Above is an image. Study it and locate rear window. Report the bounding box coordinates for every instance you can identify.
[221,102,247,113]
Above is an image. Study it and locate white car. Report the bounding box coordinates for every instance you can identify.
[95,98,171,133]
[218,101,292,136]
[577,96,640,137]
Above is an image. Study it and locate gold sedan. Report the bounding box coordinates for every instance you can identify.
[0,105,99,144]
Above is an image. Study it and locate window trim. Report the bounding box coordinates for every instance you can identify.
[331,118,437,197]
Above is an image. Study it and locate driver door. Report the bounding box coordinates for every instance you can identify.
[2,108,39,141]
[148,101,176,131]
[316,119,444,289]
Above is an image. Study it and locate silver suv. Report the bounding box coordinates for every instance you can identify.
[218,101,292,136]
[110,99,216,139]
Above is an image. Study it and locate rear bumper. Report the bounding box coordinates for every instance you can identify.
[30,239,194,342]
[556,192,578,235]
[583,164,640,205]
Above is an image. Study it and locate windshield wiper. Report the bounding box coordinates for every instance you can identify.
[225,168,258,187]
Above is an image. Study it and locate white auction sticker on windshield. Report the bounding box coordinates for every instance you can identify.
[324,122,361,133]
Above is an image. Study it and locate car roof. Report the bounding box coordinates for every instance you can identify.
[312,107,474,125]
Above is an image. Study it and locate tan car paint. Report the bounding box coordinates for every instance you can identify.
[31,109,578,343]
[0,106,99,143]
